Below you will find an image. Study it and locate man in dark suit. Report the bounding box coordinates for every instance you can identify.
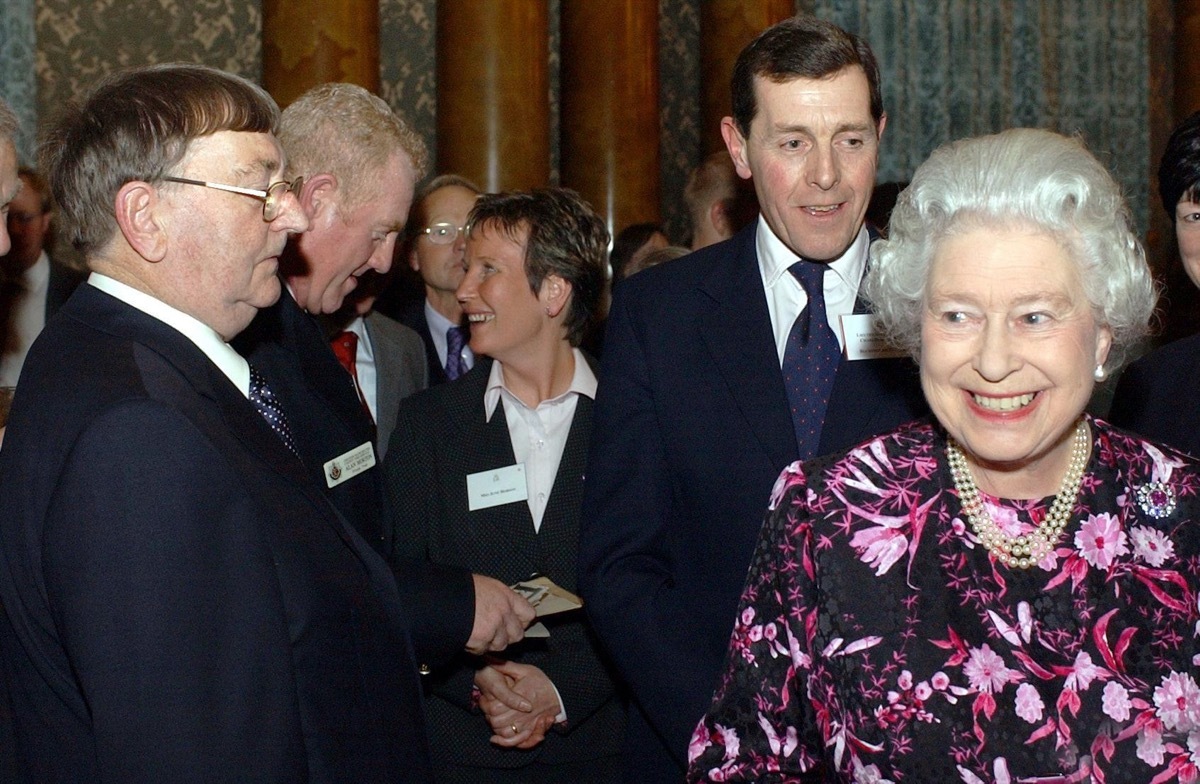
[397,174,481,385]
[0,166,82,386]
[235,84,533,664]
[0,63,434,782]
[578,17,927,781]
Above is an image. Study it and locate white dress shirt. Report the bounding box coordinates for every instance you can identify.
[483,348,595,722]
[425,300,474,374]
[88,273,251,398]
[342,315,378,422]
[483,348,596,533]
[756,216,870,364]
[0,253,51,387]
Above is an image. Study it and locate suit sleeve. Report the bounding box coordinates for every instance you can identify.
[382,400,476,676]
[41,402,304,783]
[578,286,709,763]
[536,622,619,735]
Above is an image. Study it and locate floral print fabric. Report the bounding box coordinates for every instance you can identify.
[687,419,1200,783]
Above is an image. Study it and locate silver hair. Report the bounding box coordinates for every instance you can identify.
[863,128,1156,369]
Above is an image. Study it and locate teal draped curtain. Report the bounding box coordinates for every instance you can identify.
[0,0,38,164]
[804,0,1150,231]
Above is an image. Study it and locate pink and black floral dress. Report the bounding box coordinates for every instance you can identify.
[687,418,1200,784]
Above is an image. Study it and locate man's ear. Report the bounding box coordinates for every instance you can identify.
[709,200,731,235]
[301,173,339,225]
[541,274,573,318]
[114,181,166,262]
[721,117,753,181]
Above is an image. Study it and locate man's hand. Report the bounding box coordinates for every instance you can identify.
[466,574,535,654]
[475,660,561,749]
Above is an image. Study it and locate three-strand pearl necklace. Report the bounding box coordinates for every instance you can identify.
[946,419,1090,569]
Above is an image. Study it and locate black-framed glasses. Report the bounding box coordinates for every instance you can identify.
[162,175,304,222]
[422,221,466,245]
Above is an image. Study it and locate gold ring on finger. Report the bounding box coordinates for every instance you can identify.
[510,724,519,734]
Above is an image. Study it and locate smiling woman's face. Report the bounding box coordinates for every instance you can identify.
[1175,196,1200,290]
[919,226,1111,497]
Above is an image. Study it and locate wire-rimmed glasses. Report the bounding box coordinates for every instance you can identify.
[161,176,305,222]
[421,222,466,245]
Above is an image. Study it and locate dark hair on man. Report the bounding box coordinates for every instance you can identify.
[1159,111,1200,221]
[467,187,609,347]
[609,223,663,281]
[731,15,883,138]
[41,63,280,255]
[17,168,52,214]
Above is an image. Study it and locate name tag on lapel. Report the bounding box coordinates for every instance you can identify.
[324,441,376,488]
[466,464,528,511]
[840,314,907,361]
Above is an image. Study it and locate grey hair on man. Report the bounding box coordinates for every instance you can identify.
[279,83,428,211]
[865,128,1157,369]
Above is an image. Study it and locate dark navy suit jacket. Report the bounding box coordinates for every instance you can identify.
[397,300,452,387]
[0,285,432,782]
[236,290,475,667]
[1108,332,1200,457]
[577,223,927,781]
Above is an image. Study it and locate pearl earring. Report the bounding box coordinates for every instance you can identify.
[1094,365,1106,382]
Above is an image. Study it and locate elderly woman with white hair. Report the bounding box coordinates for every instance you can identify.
[686,129,1199,783]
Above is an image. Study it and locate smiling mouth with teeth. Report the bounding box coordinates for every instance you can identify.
[972,392,1035,412]
[467,313,493,323]
[804,204,841,214]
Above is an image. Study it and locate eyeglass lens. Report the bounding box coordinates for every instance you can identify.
[426,222,462,244]
[263,176,304,221]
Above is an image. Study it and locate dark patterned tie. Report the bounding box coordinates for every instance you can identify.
[782,261,841,460]
[444,324,467,380]
[249,364,299,456]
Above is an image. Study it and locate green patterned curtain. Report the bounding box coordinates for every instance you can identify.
[0,0,38,164]
[803,0,1150,231]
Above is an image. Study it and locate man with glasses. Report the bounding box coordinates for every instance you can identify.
[0,64,442,781]
[236,84,534,668]
[396,174,481,385]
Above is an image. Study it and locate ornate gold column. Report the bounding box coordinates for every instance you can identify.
[700,0,794,154]
[263,0,379,108]
[436,1,550,191]
[560,3,660,236]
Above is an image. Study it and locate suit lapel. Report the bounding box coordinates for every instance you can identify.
[697,227,798,472]
[534,395,591,588]
[819,229,922,453]
[280,294,371,443]
[365,313,400,441]
[443,365,540,570]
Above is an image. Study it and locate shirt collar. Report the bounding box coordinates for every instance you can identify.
[21,253,50,291]
[756,215,869,292]
[484,348,597,422]
[424,300,456,335]
[343,314,372,359]
[87,272,252,396]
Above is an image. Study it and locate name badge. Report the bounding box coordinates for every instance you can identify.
[466,464,528,512]
[840,313,907,361]
[324,441,376,488]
